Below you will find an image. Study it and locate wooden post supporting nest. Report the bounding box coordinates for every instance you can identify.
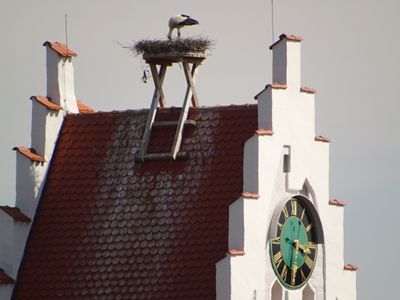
[137,52,206,161]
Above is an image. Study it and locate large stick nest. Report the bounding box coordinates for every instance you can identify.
[132,37,213,56]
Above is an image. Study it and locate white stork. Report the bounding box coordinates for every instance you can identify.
[167,14,199,40]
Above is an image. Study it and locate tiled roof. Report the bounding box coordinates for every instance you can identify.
[0,268,14,285]
[12,147,45,162]
[13,105,258,299]
[77,100,95,114]
[30,96,63,111]
[43,41,77,58]
[0,206,31,223]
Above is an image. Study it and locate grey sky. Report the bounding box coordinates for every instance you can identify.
[1,1,399,299]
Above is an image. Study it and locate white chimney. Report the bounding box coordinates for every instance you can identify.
[43,41,79,113]
[270,34,302,89]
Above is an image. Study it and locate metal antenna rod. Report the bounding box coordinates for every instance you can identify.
[271,0,275,43]
[63,14,68,112]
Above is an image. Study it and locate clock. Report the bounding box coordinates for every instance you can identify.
[269,197,318,289]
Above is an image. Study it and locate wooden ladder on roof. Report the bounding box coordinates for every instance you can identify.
[137,54,205,161]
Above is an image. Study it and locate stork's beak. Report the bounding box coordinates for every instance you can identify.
[179,18,199,26]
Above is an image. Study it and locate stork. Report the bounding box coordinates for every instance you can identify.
[167,14,199,40]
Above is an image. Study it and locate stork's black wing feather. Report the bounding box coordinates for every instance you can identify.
[178,17,199,26]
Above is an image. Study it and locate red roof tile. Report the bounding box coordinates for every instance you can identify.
[268,83,288,89]
[254,83,287,99]
[300,87,317,94]
[329,199,346,207]
[255,129,274,136]
[30,96,63,111]
[12,147,45,162]
[227,249,245,256]
[315,135,331,143]
[0,206,31,223]
[43,41,77,58]
[241,192,259,199]
[77,100,95,114]
[269,34,303,49]
[344,264,359,271]
[13,105,258,299]
[0,268,15,285]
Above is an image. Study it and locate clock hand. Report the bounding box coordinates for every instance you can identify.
[297,242,311,255]
[291,240,300,285]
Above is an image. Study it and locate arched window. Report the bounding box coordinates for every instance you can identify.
[271,280,283,300]
[302,284,315,300]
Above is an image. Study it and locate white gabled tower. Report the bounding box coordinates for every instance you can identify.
[0,41,79,300]
[216,34,357,300]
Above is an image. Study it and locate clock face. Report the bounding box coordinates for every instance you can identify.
[269,198,318,289]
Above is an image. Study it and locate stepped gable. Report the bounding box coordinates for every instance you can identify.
[13,104,258,299]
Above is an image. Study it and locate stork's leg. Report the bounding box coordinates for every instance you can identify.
[178,29,181,39]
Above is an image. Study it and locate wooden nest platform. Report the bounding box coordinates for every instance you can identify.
[132,37,213,64]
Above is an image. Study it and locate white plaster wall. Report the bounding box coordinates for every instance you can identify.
[216,256,231,300]
[0,212,14,275]
[15,155,47,219]
[11,222,30,278]
[46,47,78,113]
[31,102,64,161]
[31,103,47,158]
[339,271,357,300]
[228,198,244,251]
[272,41,301,88]
[0,212,30,280]
[0,285,13,300]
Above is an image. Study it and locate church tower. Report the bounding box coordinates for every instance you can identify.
[215,34,357,299]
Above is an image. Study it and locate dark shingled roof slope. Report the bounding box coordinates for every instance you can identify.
[13,105,258,300]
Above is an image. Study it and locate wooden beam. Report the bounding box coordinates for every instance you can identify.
[153,119,197,128]
[170,62,197,159]
[149,64,167,107]
[183,62,200,107]
[138,64,168,160]
[135,152,188,161]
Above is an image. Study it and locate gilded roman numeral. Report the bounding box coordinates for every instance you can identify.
[273,250,283,269]
[300,269,306,281]
[278,222,284,230]
[300,208,305,220]
[291,200,297,216]
[306,242,317,250]
[273,251,282,264]
[272,237,281,245]
[304,255,314,270]
[281,264,288,281]
[283,206,289,220]
[305,223,313,232]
